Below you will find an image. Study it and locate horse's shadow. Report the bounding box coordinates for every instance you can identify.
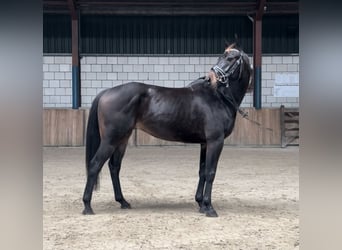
[93,199,196,214]
[91,197,298,217]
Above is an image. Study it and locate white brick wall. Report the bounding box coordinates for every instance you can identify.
[43,55,299,108]
[261,55,299,108]
[43,56,72,107]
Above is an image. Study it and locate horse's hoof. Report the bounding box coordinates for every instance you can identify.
[199,206,218,217]
[199,206,206,214]
[82,208,95,215]
[205,209,218,217]
[120,201,132,209]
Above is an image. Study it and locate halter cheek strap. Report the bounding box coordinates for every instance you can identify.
[211,55,243,87]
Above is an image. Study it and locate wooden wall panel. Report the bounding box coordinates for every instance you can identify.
[224,108,281,146]
[43,109,85,146]
[83,108,89,145]
[43,108,281,147]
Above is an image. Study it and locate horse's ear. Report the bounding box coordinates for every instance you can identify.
[224,38,236,48]
[224,40,230,49]
[225,43,236,52]
[234,33,241,49]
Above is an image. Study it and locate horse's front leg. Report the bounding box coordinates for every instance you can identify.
[195,143,206,208]
[200,138,224,217]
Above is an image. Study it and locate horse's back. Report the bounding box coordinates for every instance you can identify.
[98,81,197,110]
[98,82,148,107]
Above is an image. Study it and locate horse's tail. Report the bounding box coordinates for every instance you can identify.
[85,91,105,190]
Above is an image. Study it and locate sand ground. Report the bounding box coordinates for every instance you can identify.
[43,146,299,250]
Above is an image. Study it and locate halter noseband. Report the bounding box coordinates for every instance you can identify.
[211,52,244,87]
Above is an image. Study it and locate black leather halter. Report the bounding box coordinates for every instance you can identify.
[213,52,273,132]
[211,51,244,87]
[212,51,245,112]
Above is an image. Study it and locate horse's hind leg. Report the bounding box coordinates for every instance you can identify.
[195,143,207,208]
[82,141,115,215]
[108,141,131,209]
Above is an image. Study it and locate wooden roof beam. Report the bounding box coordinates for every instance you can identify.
[67,0,77,19]
[256,0,266,20]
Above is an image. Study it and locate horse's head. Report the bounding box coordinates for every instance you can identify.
[208,44,253,92]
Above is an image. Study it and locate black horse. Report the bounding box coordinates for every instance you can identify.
[82,44,252,217]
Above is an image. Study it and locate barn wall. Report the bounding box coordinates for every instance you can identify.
[43,55,299,108]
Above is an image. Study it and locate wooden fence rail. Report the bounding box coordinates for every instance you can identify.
[280,105,299,147]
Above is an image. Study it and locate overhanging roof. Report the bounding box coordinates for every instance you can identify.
[43,0,299,16]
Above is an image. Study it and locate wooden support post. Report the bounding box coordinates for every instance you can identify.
[253,17,262,109]
[68,0,80,109]
[253,0,266,110]
[71,18,80,109]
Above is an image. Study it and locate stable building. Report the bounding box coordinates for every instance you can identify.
[43,0,299,147]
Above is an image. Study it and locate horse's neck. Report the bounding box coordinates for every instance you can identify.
[225,80,247,106]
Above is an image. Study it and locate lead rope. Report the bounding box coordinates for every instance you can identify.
[237,108,273,132]
[218,87,273,133]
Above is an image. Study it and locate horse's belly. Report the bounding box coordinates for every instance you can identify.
[136,121,205,143]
